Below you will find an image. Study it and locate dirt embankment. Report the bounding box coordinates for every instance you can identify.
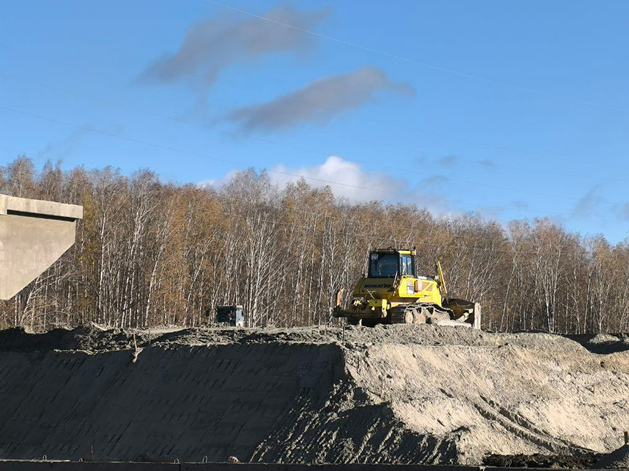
[0,325,628,466]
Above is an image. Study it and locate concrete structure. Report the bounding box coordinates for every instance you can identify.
[0,195,83,299]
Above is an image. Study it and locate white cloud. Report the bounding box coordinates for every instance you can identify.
[268,156,407,203]
[201,156,408,203]
[199,169,240,188]
[202,156,456,213]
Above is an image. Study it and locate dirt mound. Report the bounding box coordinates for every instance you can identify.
[334,328,629,464]
[0,325,138,352]
[595,445,629,468]
[568,333,629,354]
[484,451,601,468]
[0,325,628,465]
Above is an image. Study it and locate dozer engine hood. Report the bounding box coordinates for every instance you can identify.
[353,276,441,301]
[353,277,395,298]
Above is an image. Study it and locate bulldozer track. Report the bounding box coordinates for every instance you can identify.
[389,306,414,324]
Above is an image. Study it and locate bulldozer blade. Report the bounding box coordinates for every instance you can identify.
[443,297,481,329]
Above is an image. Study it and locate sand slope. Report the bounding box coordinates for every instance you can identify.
[0,325,627,465]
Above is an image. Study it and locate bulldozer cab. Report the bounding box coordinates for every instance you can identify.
[368,249,416,278]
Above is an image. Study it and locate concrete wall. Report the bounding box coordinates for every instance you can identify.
[0,195,83,299]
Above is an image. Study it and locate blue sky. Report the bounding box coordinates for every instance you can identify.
[1,1,628,242]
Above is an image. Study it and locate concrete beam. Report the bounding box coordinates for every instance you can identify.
[0,195,83,300]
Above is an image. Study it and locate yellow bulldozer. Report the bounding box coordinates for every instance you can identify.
[333,247,481,328]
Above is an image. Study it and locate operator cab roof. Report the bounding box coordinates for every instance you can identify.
[371,247,416,256]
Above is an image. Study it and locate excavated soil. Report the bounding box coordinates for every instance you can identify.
[0,325,628,466]
[595,445,629,468]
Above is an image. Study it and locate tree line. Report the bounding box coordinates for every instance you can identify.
[1,156,628,334]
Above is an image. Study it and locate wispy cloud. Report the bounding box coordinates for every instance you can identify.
[40,128,90,159]
[139,6,329,89]
[476,205,506,219]
[224,67,414,132]
[572,185,603,218]
[437,155,458,167]
[199,169,240,189]
[419,175,448,188]
[615,203,629,220]
[511,200,530,211]
[478,158,496,169]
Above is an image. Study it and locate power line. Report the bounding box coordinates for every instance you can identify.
[1,74,608,202]
[202,0,627,113]
[0,115,609,221]
[3,49,626,174]
[0,106,407,198]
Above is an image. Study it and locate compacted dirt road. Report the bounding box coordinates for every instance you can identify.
[0,325,627,466]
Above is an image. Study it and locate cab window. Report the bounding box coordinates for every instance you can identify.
[369,253,398,277]
[400,254,414,276]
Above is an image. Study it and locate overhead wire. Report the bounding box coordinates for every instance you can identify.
[0,127,610,223]
[0,7,623,250]
[192,1,629,178]
[0,28,622,220]
[2,47,627,174]
[202,0,627,113]
[0,74,612,204]
[0,106,407,198]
